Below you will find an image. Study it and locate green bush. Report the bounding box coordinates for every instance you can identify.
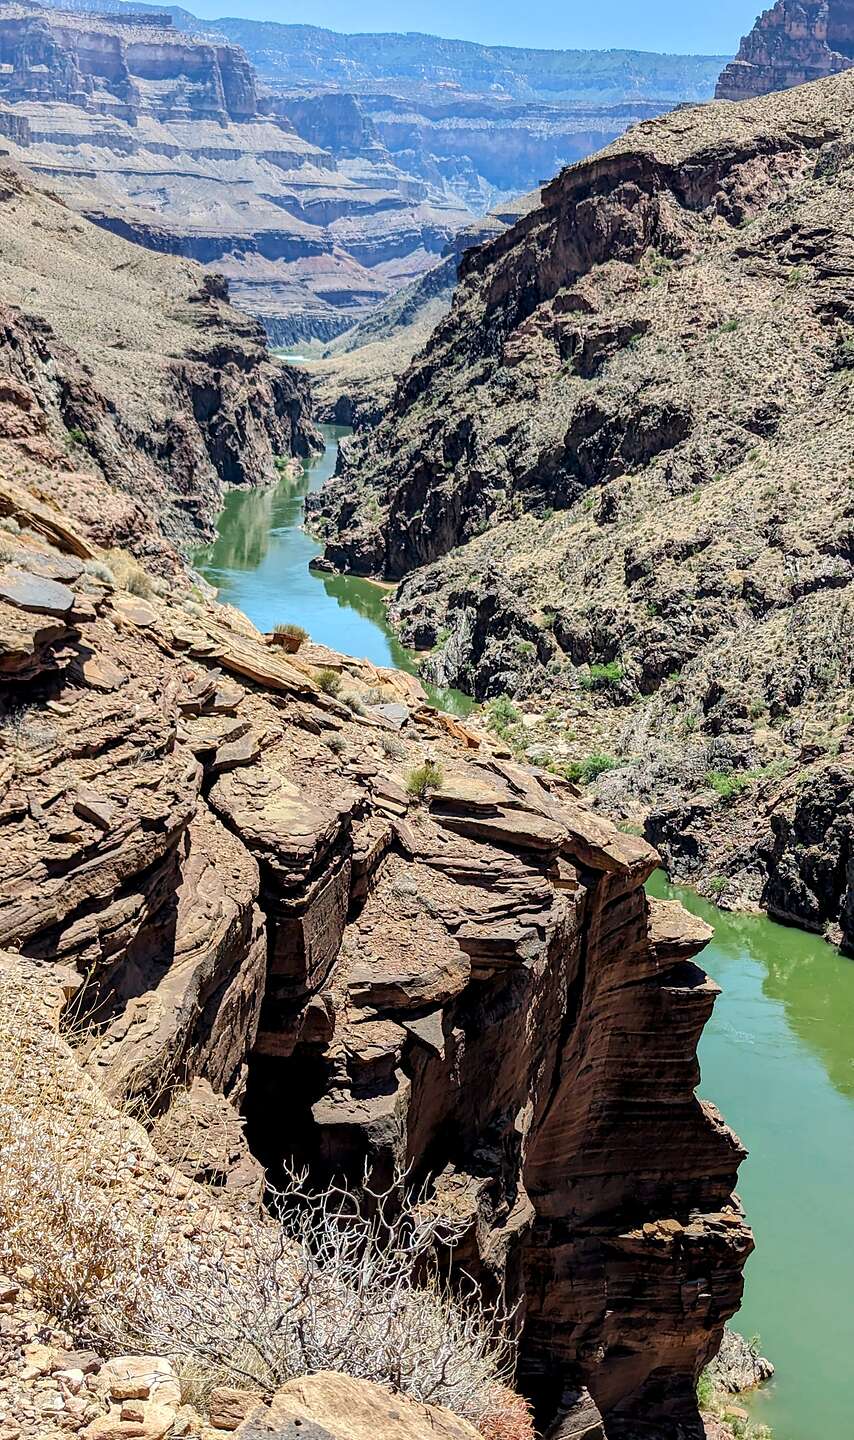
[316,668,342,696]
[562,754,621,784]
[405,761,444,801]
[579,661,624,692]
[272,622,308,652]
[65,426,89,449]
[485,695,520,737]
[705,769,746,802]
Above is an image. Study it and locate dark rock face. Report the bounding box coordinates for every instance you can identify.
[311,70,854,942]
[716,1,854,101]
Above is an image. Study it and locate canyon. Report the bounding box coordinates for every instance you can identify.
[0,125,756,1440]
[311,66,854,952]
[0,0,728,345]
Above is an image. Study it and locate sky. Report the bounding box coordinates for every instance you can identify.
[183,0,763,54]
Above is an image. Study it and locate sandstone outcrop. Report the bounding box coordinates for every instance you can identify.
[312,69,854,945]
[717,1,854,100]
[0,454,752,1437]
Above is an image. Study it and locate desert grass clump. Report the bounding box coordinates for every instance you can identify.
[380,732,406,762]
[0,706,58,754]
[271,622,308,653]
[405,760,444,801]
[326,732,347,756]
[105,547,154,600]
[84,557,116,586]
[0,537,13,565]
[316,667,342,696]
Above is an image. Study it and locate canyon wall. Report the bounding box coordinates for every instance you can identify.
[0,159,317,562]
[0,156,753,1432]
[310,71,854,947]
[717,1,854,100]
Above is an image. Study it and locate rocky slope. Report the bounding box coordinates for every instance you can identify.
[717,0,854,100]
[311,70,854,951]
[0,402,753,1439]
[0,156,316,563]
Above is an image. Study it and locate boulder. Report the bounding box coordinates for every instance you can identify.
[234,1373,481,1440]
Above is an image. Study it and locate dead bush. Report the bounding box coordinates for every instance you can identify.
[0,968,522,1435]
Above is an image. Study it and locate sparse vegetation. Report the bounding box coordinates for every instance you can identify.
[326,733,347,756]
[316,668,342,696]
[380,732,406,761]
[705,762,788,803]
[561,754,621,784]
[0,538,13,564]
[65,425,89,449]
[579,661,624,692]
[485,695,521,738]
[105,548,153,599]
[0,970,526,1434]
[0,707,58,754]
[405,760,444,801]
[272,622,308,652]
[342,691,367,715]
[84,558,116,586]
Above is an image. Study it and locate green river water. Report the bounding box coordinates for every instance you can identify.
[193,425,471,716]
[195,426,853,1440]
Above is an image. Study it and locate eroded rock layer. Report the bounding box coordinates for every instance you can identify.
[717,1,854,100]
[0,452,751,1440]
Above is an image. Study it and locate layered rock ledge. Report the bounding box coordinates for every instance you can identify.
[0,468,752,1438]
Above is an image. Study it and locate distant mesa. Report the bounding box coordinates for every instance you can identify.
[717,0,854,100]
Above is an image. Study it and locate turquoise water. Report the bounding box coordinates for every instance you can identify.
[193,425,472,716]
[648,873,854,1440]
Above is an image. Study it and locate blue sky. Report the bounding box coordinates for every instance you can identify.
[186,0,762,53]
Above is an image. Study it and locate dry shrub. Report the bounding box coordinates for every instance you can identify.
[0,966,523,1434]
[0,971,167,1327]
[105,547,154,599]
[107,1169,518,1428]
[478,1385,537,1440]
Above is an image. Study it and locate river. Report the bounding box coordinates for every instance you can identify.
[649,874,854,1440]
[193,425,471,716]
[195,427,853,1440]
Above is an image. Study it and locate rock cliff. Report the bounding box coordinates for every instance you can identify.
[311,70,854,948]
[0,425,752,1434]
[717,1,854,100]
[0,158,316,563]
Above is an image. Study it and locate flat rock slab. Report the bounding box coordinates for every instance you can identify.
[235,1372,481,1440]
[0,567,74,616]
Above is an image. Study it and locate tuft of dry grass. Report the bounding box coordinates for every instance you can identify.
[105,547,154,599]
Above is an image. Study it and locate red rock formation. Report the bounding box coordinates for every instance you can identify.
[0,472,752,1438]
[716,1,854,100]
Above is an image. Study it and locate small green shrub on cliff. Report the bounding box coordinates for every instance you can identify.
[485,696,520,737]
[316,668,342,696]
[65,426,89,449]
[562,754,621,784]
[405,760,444,801]
[579,661,624,692]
